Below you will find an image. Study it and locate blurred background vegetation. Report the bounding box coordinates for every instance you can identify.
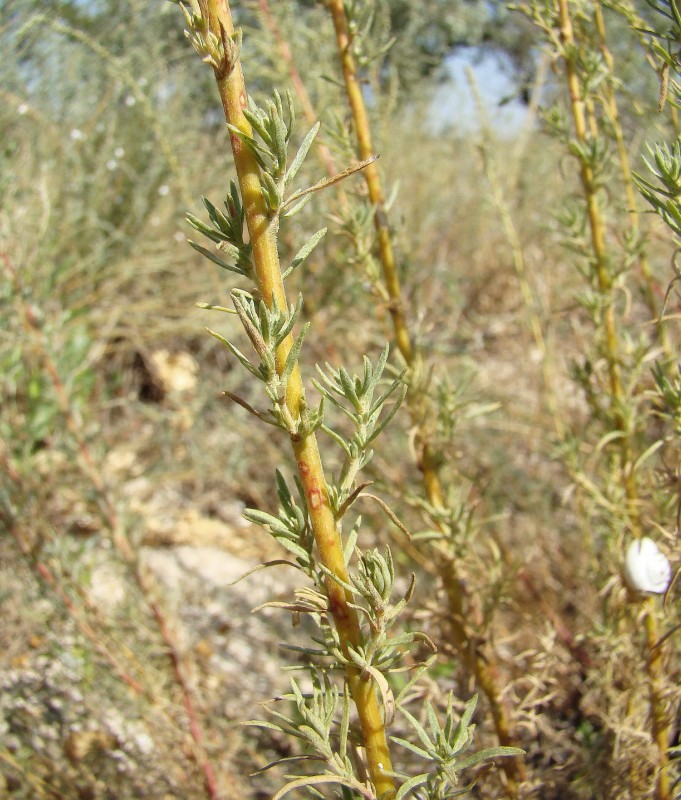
[1,0,679,798]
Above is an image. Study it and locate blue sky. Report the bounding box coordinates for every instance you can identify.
[431,49,528,135]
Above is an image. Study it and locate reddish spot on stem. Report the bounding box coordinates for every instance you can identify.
[297,460,309,476]
[328,586,350,624]
[239,91,247,109]
[308,487,324,510]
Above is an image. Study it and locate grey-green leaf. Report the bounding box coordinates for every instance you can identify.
[189,240,246,276]
[285,122,321,186]
[282,228,327,279]
[394,772,430,800]
[282,322,310,387]
[453,745,525,773]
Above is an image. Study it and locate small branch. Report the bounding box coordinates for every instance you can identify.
[280,155,378,212]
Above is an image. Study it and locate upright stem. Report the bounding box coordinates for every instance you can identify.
[644,602,672,800]
[201,2,395,796]
[558,3,670,796]
[325,0,412,365]
[592,1,670,356]
[324,0,446,523]
[558,0,640,531]
[324,1,525,792]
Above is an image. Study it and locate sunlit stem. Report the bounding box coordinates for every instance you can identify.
[200,1,396,795]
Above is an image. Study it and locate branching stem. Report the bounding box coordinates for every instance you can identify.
[324,2,526,791]
[592,1,670,358]
[325,0,412,366]
[558,3,671,796]
[558,0,640,531]
[202,1,396,795]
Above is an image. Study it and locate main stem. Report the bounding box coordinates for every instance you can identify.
[324,0,445,518]
[325,0,413,365]
[558,3,670,797]
[592,1,670,358]
[558,0,640,530]
[644,601,671,800]
[325,2,525,791]
[201,2,395,796]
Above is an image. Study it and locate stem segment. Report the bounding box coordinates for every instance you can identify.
[558,3,670,796]
[201,1,396,795]
[325,0,412,365]
[325,2,525,791]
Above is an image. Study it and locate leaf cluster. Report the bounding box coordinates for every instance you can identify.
[187,182,252,276]
[391,694,523,800]
[314,345,407,509]
[244,673,376,800]
[206,289,325,437]
[228,89,321,218]
[322,548,432,684]
[243,470,315,574]
[636,140,681,240]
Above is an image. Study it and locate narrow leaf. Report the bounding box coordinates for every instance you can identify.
[272,775,365,800]
[390,736,431,761]
[226,122,269,170]
[282,228,327,279]
[243,107,271,144]
[276,295,303,344]
[453,746,525,772]
[632,439,664,471]
[367,372,407,417]
[206,329,261,379]
[285,121,321,186]
[251,754,323,776]
[397,705,435,752]
[189,240,246,275]
[282,193,312,218]
[366,384,408,444]
[195,302,235,313]
[282,322,310,386]
[186,212,225,244]
[239,719,285,733]
[394,772,429,800]
[228,559,303,585]
[243,508,293,537]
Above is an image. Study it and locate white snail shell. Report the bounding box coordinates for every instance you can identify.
[623,537,672,595]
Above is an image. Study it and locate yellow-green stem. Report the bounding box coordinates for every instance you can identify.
[558,4,672,796]
[593,1,670,356]
[644,603,671,800]
[202,2,395,795]
[325,2,525,790]
[324,0,449,535]
[323,0,448,540]
[325,0,413,366]
[558,0,641,532]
